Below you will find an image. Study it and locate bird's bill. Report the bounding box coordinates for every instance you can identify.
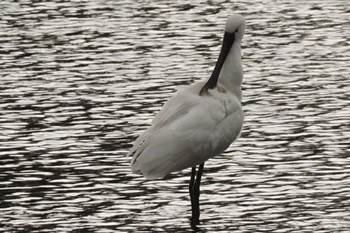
[200,31,235,95]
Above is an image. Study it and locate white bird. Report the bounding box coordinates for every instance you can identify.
[128,14,245,227]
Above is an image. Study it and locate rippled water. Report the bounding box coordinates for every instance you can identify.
[0,0,349,232]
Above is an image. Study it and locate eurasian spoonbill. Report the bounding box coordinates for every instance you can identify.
[128,14,245,227]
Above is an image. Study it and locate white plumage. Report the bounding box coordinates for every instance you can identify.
[128,14,245,180]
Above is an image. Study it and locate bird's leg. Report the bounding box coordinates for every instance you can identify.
[189,166,197,225]
[189,163,205,227]
[193,163,204,224]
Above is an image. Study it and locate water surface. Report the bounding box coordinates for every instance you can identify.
[0,0,349,232]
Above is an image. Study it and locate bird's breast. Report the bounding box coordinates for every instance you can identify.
[164,85,243,161]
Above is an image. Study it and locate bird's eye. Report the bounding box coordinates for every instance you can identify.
[235,29,239,33]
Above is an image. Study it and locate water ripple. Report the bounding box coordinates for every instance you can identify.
[0,0,349,232]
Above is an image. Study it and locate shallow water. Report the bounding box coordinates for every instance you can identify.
[0,0,349,232]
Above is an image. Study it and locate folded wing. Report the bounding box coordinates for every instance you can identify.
[129,84,243,179]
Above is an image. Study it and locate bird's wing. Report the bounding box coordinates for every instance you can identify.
[129,85,244,179]
[127,87,196,159]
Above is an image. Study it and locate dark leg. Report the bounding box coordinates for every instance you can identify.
[189,163,205,227]
[189,166,196,224]
[194,163,204,221]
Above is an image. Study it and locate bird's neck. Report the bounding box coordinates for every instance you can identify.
[218,43,243,102]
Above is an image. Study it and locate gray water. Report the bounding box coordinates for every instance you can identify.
[0,0,349,232]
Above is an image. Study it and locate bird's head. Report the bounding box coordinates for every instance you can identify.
[225,14,245,40]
